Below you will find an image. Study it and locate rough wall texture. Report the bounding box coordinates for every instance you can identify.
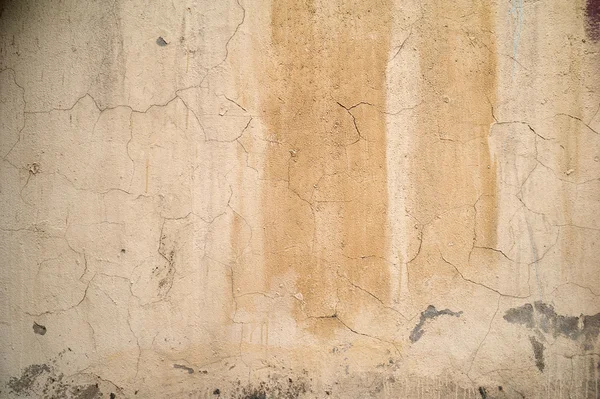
[1,0,600,398]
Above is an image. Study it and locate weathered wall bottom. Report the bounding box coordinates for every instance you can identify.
[6,353,600,399]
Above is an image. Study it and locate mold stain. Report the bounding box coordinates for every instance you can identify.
[259,0,394,317]
[586,0,600,41]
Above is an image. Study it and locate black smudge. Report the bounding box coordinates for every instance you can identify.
[33,322,47,335]
[173,364,194,374]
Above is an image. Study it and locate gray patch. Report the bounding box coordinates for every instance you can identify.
[529,336,545,372]
[173,364,194,374]
[7,364,51,394]
[33,322,47,335]
[71,384,100,399]
[503,303,534,328]
[236,379,307,399]
[156,37,168,46]
[504,301,600,349]
[410,305,463,343]
[7,359,105,398]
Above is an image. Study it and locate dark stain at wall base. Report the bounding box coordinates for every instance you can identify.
[504,301,600,349]
[7,364,100,398]
[6,354,113,399]
[232,379,308,399]
[7,364,51,394]
[72,385,100,399]
[410,305,463,343]
[529,336,545,372]
[586,0,600,41]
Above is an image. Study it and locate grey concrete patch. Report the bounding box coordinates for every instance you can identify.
[504,301,600,349]
[529,336,545,372]
[410,305,463,343]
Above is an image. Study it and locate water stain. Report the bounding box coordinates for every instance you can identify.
[260,0,393,316]
[504,301,600,350]
[409,305,463,343]
[410,0,498,263]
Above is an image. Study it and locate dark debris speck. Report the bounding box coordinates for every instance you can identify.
[33,322,47,335]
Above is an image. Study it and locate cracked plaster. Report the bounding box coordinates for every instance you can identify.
[1,0,600,398]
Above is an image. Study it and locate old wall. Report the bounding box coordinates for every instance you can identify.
[1,0,600,397]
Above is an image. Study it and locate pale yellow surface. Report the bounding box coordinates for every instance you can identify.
[1,0,599,397]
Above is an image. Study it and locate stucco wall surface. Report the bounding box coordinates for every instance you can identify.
[1,0,600,398]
